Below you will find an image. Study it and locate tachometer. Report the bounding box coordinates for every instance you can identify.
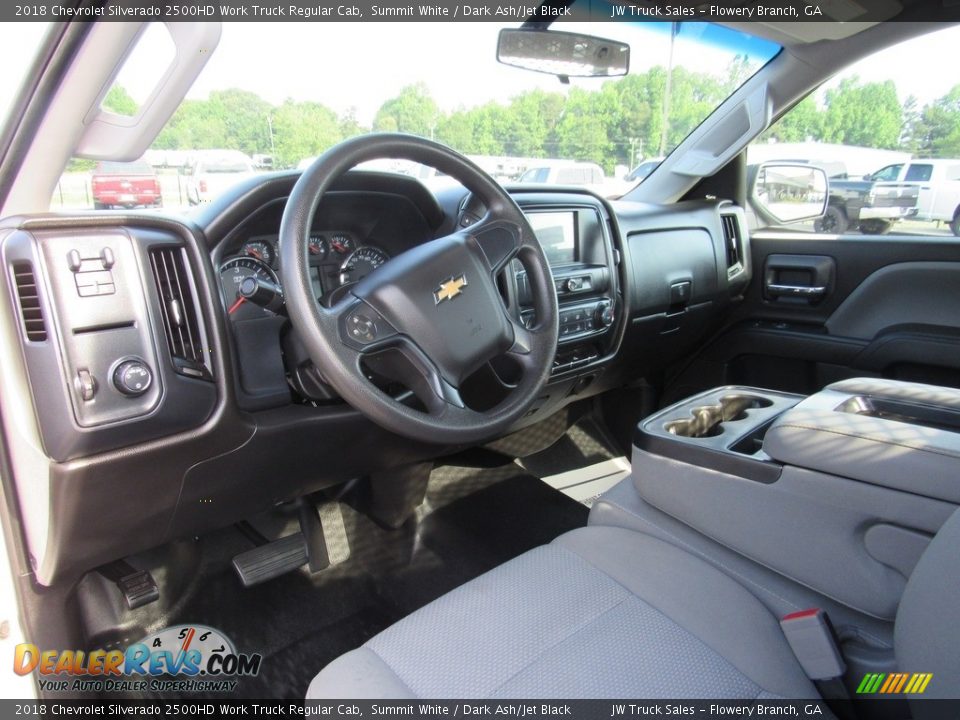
[220,256,280,321]
[339,246,390,285]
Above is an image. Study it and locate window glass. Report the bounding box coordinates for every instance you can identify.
[904,164,933,181]
[871,165,902,181]
[21,17,778,211]
[0,22,50,124]
[748,24,960,237]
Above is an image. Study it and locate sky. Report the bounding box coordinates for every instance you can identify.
[1,21,959,131]
[109,21,772,124]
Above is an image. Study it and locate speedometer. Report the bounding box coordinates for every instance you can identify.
[339,246,390,285]
[220,256,280,321]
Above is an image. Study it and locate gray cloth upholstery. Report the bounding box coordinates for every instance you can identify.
[763,379,960,503]
[895,507,960,704]
[589,477,896,651]
[307,526,820,699]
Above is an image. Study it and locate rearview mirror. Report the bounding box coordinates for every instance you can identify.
[750,163,828,224]
[497,29,629,78]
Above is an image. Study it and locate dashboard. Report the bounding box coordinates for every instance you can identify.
[0,167,750,584]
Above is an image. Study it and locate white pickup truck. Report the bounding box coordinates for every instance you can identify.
[873,158,960,235]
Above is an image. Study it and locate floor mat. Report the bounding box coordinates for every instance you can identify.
[517,416,619,474]
[517,416,631,506]
[539,456,632,507]
[130,461,588,700]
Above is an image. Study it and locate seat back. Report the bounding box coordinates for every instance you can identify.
[894,507,960,702]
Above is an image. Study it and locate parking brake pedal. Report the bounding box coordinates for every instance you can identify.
[98,560,160,610]
[232,534,308,588]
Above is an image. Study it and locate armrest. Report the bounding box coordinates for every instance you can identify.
[763,378,960,503]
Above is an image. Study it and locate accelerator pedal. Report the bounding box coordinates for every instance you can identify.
[232,534,308,587]
[232,500,349,586]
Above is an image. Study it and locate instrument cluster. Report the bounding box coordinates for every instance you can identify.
[220,232,391,320]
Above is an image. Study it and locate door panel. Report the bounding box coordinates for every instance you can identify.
[664,232,960,404]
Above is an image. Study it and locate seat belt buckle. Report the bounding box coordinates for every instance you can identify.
[780,608,846,681]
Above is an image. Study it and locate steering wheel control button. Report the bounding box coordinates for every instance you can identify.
[348,313,377,342]
[75,369,97,401]
[113,359,153,397]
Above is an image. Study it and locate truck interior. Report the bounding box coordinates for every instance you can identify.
[0,3,958,708]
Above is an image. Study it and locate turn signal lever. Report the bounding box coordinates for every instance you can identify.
[239,276,285,315]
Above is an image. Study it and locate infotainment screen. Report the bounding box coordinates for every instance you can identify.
[527,211,577,265]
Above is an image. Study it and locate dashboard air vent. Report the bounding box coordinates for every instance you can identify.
[12,261,47,342]
[149,247,210,379]
[720,213,743,275]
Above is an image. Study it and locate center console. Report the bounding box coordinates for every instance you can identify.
[629,378,960,621]
[513,197,621,378]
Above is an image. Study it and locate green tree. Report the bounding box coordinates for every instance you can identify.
[270,99,344,168]
[155,88,272,156]
[821,78,903,149]
[899,95,923,154]
[502,90,565,157]
[373,83,439,137]
[914,85,960,157]
[555,88,613,170]
[763,96,822,143]
[102,85,137,116]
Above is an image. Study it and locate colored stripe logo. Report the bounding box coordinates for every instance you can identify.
[856,673,933,694]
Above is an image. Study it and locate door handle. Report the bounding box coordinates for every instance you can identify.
[763,254,834,304]
[766,284,827,298]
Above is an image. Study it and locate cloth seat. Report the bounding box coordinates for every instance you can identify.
[307,526,820,699]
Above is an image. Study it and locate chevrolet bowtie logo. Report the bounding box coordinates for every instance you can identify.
[434,274,468,304]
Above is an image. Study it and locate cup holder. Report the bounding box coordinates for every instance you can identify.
[664,394,774,438]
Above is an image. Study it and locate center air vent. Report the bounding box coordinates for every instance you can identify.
[12,261,47,342]
[149,247,211,380]
[720,213,744,276]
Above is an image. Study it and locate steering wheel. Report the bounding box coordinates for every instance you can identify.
[279,134,559,444]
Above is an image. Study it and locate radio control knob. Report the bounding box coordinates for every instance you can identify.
[113,359,153,397]
[595,303,615,329]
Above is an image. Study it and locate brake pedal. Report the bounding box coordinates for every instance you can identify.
[232,534,308,587]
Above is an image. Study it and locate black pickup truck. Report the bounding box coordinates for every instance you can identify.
[816,164,919,234]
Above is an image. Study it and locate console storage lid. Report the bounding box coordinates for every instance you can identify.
[763,378,960,504]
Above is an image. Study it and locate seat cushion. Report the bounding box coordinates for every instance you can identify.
[307,526,820,699]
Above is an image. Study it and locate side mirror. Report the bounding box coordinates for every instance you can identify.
[750,163,828,224]
[497,29,629,78]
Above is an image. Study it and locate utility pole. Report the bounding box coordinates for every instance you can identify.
[267,115,276,157]
[659,22,678,157]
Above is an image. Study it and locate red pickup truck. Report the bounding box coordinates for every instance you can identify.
[90,159,163,210]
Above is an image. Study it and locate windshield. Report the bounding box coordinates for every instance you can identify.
[44,20,779,211]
